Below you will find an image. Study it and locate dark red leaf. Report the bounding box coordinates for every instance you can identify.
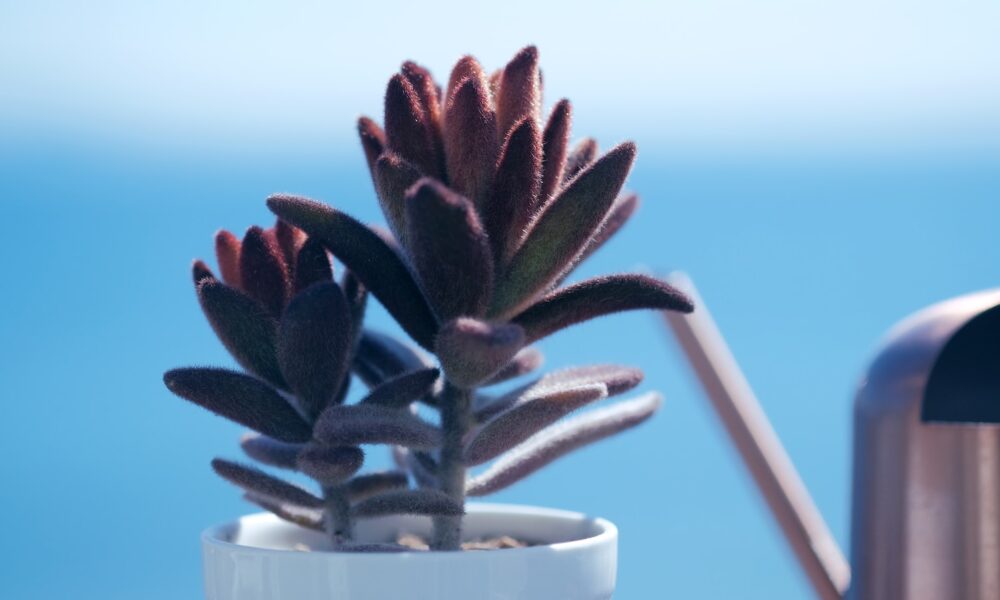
[405,178,494,319]
[266,195,439,350]
[164,368,310,442]
[277,282,353,420]
[240,226,290,317]
[513,274,694,344]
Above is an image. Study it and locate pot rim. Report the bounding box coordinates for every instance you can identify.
[202,502,617,557]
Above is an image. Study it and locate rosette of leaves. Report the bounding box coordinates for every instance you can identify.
[164,222,462,549]
[266,47,695,549]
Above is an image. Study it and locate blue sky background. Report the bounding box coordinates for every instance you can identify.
[2,1,999,598]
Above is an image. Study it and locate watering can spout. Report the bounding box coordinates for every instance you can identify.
[664,274,1000,600]
[662,273,850,599]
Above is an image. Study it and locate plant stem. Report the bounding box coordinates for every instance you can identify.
[432,380,473,550]
[323,485,352,547]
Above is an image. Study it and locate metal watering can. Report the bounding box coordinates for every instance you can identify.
[663,275,1000,600]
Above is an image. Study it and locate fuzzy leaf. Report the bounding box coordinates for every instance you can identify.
[277,282,352,419]
[401,60,444,177]
[361,367,440,409]
[563,138,598,182]
[196,279,285,387]
[192,260,215,285]
[314,404,442,449]
[351,489,463,519]
[540,99,571,201]
[405,178,494,319]
[373,152,422,245]
[435,318,525,389]
[274,220,304,269]
[240,226,289,317]
[341,270,368,347]
[568,193,639,273]
[475,364,644,422]
[345,471,410,503]
[485,118,542,264]
[483,347,544,386]
[496,46,540,138]
[293,236,333,293]
[296,443,365,485]
[513,274,694,344]
[214,229,242,288]
[212,458,323,508]
[384,74,437,177]
[354,329,432,387]
[266,194,438,349]
[490,142,637,317]
[357,116,386,177]
[240,433,303,470]
[443,75,497,205]
[243,493,324,532]
[445,55,485,107]
[466,392,662,496]
[164,368,310,442]
[465,383,608,466]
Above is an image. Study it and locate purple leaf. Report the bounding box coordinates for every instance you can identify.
[489,142,638,317]
[401,60,444,176]
[351,489,463,519]
[404,178,494,319]
[443,75,498,206]
[466,392,662,496]
[214,229,242,289]
[465,383,607,466]
[293,236,333,293]
[540,99,571,201]
[212,458,323,508]
[277,282,352,419]
[485,118,542,264]
[563,138,597,182]
[354,329,432,387]
[513,274,694,344]
[445,55,485,106]
[361,367,440,409]
[384,74,437,178]
[296,443,365,485]
[243,493,324,532]
[164,368,311,442]
[192,259,215,285]
[341,270,368,347]
[314,404,442,449]
[274,220,304,269]
[266,194,439,350]
[345,471,410,503]
[483,347,544,386]
[496,46,540,138]
[434,318,525,389]
[475,364,644,422]
[357,116,386,177]
[373,152,422,245]
[196,279,285,387]
[240,432,303,470]
[560,193,639,279]
[240,226,290,317]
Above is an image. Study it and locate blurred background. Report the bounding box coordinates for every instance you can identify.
[2,1,998,598]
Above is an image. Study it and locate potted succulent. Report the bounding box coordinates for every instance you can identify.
[164,46,694,600]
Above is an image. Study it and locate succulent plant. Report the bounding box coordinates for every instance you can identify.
[164,223,463,548]
[261,46,695,549]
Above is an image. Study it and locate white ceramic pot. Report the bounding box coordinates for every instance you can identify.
[202,503,617,600]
